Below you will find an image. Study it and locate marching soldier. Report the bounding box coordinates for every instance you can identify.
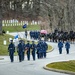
[58,40,63,54]
[65,40,70,54]
[8,40,15,62]
[21,40,26,61]
[17,40,24,62]
[25,41,31,60]
[41,40,48,58]
[37,41,42,59]
[31,41,36,60]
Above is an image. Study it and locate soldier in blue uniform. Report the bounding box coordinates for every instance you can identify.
[41,40,48,58]
[25,41,31,60]
[21,40,26,61]
[17,40,24,62]
[31,41,36,60]
[8,40,15,62]
[58,40,63,54]
[65,40,70,54]
[25,30,28,38]
[37,41,42,59]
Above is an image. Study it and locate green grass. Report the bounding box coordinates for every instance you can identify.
[46,60,75,72]
[3,24,40,32]
[0,34,14,55]
[0,34,52,55]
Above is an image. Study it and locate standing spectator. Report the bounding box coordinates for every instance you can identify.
[8,40,15,62]
[65,40,70,54]
[58,40,63,54]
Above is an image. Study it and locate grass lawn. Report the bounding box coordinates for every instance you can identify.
[46,60,75,72]
[0,34,14,55]
[3,25,40,32]
[0,34,52,55]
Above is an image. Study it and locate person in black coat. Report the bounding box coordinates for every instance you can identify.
[8,40,15,62]
[31,41,36,60]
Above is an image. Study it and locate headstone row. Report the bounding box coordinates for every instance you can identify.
[2,20,41,26]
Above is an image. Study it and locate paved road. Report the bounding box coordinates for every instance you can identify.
[0,32,75,75]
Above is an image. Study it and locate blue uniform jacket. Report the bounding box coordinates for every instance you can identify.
[37,42,42,53]
[25,43,31,53]
[17,43,24,55]
[41,41,48,52]
[65,42,70,49]
[31,44,36,53]
[8,43,15,55]
[58,42,63,48]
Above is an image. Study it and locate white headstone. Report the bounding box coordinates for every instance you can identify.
[32,20,35,25]
[31,22,32,25]
[6,24,7,26]
[35,21,37,25]
[11,24,12,26]
[6,31,9,34]
[3,40,6,45]
[9,38,12,42]
[2,24,5,26]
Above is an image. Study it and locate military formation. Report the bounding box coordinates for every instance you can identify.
[29,30,75,43]
[8,29,72,63]
[8,40,48,62]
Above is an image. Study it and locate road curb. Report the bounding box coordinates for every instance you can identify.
[0,58,4,60]
[43,66,75,75]
[47,45,54,53]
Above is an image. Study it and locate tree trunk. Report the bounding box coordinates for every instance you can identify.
[0,2,2,34]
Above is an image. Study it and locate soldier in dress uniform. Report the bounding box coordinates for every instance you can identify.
[65,40,70,54]
[8,40,15,62]
[17,40,24,62]
[25,41,31,60]
[21,40,26,61]
[31,41,36,60]
[41,40,48,58]
[58,40,63,54]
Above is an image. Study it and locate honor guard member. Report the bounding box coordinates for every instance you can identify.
[25,30,28,38]
[21,40,26,61]
[65,40,70,54]
[31,41,36,60]
[17,40,24,62]
[41,40,48,58]
[37,41,42,59]
[25,41,31,60]
[58,40,63,54]
[8,40,15,62]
